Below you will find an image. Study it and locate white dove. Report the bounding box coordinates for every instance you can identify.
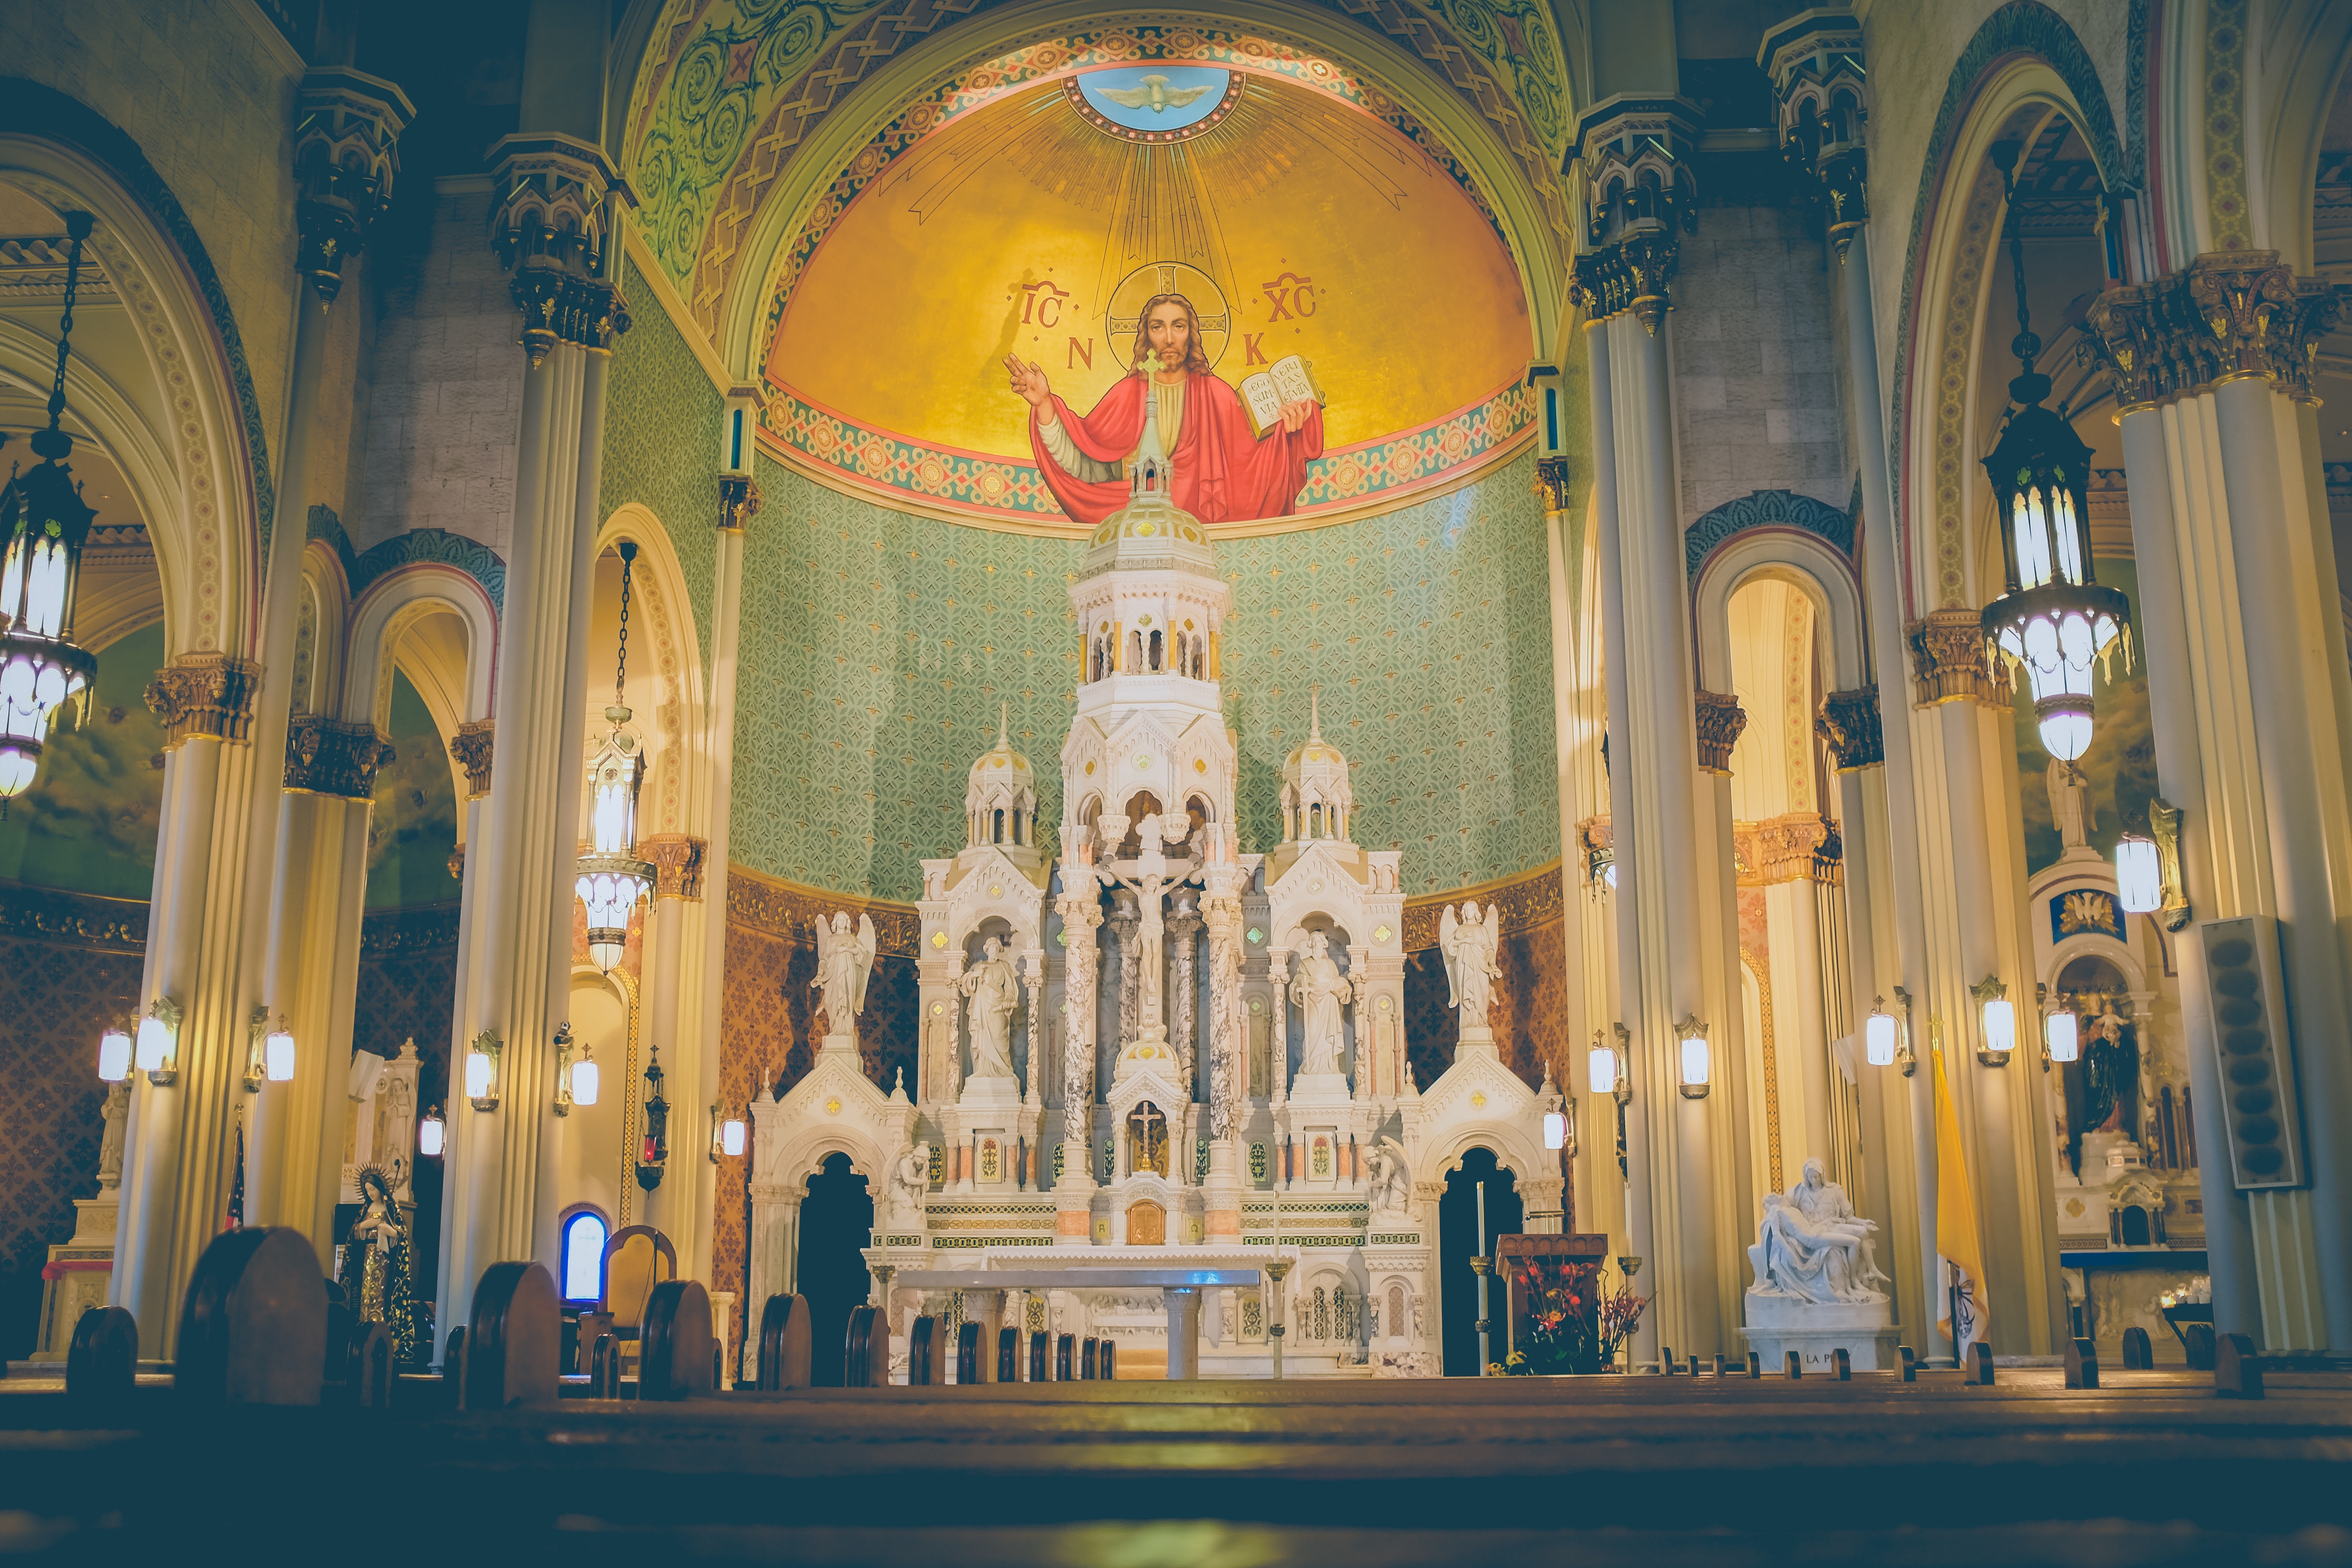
[1094,74,1215,114]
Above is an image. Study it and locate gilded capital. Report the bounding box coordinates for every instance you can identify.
[1572,96,1699,332]
[1533,457,1572,514]
[451,718,494,796]
[283,715,394,798]
[2080,252,2340,408]
[144,655,262,747]
[1693,689,1748,773]
[1908,609,1998,706]
[1814,686,1884,771]
[1752,811,1843,886]
[641,833,708,900]
[488,133,633,365]
[1759,14,1868,257]
[719,474,761,532]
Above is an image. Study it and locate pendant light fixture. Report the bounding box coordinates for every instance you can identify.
[0,211,100,802]
[1979,142,2130,766]
[636,1042,669,1191]
[576,541,656,974]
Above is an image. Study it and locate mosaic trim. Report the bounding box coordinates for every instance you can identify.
[2201,0,2250,249]
[1683,489,1856,579]
[759,380,1535,530]
[755,27,1508,341]
[308,507,508,617]
[2,86,275,646]
[1889,2,2128,615]
[1365,1232,1422,1245]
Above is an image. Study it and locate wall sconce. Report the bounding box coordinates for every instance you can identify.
[2116,796,2190,931]
[418,1105,446,1158]
[1972,976,2014,1066]
[1587,1028,1628,1102]
[465,1029,502,1111]
[1864,996,1899,1067]
[553,1022,599,1115]
[244,1007,296,1091]
[136,996,182,1086]
[1677,1017,1711,1099]
[1543,1109,1568,1152]
[2043,985,2079,1067]
[97,1023,132,1083]
[712,1104,747,1161]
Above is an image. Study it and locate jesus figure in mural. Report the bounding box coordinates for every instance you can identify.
[1004,292,1324,527]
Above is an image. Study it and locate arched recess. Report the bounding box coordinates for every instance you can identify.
[292,541,351,719]
[704,0,1575,380]
[2246,0,2352,271]
[1690,529,1869,696]
[1897,69,2119,619]
[0,103,271,658]
[1421,1121,1548,1191]
[342,567,499,825]
[1888,6,2125,620]
[596,505,710,841]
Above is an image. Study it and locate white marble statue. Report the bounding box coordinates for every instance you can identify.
[1367,1136,1412,1222]
[1438,901,1500,1031]
[1747,1158,1888,1304]
[958,936,1021,1082]
[2046,757,2093,849]
[887,1142,932,1225]
[1289,932,1350,1078]
[1204,890,1246,1140]
[96,1080,128,1190]
[812,910,879,1038]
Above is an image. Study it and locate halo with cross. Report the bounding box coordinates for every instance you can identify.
[1104,261,1234,371]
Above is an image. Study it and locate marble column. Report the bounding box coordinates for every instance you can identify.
[637,836,706,1250]
[1168,896,1200,1095]
[438,135,628,1336]
[1055,870,1102,1241]
[1201,851,1247,1242]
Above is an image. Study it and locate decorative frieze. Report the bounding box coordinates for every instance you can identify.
[1907,609,1999,706]
[292,67,414,303]
[451,719,494,796]
[1814,686,1884,771]
[641,833,708,900]
[2081,250,2340,409]
[144,655,262,747]
[283,715,394,799]
[1693,690,1749,773]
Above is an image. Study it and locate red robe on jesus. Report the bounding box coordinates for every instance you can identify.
[1030,370,1324,528]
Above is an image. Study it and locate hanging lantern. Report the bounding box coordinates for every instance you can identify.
[1979,146,2129,765]
[0,212,101,802]
[576,541,655,974]
[636,1043,670,1190]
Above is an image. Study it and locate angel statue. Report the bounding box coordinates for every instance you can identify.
[812,910,879,1041]
[1438,901,1501,1033]
[1367,1136,1412,1222]
[887,1141,932,1225]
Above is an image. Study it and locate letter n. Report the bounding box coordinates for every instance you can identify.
[1067,337,1093,370]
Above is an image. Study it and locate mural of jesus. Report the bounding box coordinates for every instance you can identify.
[1004,292,1324,527]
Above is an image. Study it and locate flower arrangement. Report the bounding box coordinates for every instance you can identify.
[1499,1256,1648,1375]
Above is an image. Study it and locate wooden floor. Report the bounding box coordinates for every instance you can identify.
[5,1368,2352,1562]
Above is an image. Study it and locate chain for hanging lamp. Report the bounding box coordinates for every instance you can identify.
[576,540,655,973]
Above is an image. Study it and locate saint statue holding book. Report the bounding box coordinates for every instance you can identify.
[1005,290,1324,527]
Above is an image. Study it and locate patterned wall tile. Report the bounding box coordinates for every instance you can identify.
[729,448,1560,900]
[601,254,721,675]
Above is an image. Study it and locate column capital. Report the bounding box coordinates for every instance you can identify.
[1533,456,1572,513]
[1693,689,1747,773]
[1814,685,1884,770]
[451,717,494,796]
[294,67,414,303]
[719,475,762,532]
[282,714,393,798]
[144,655,263,747]
[1906,609,1999,706]
[1570,96,1700,333]
[487,133,635,365]
[1758,13,1868,257]
[641,833,707,900]
[1751,810,1843,886]
[2082,251,2341,409]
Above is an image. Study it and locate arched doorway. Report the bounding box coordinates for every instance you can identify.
[797,1152,873,1387]
[1439,1146,1522,1376]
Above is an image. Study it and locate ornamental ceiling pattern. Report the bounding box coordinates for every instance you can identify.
[727,447,1558,902]
[622,0,1572,338]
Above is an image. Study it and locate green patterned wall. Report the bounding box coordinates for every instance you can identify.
[601,254,720,674]
[730,448,1559,899]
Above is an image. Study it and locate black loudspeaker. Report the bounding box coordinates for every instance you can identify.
[2200,917,2307,1190]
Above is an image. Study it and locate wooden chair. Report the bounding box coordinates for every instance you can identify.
[598,1225,676,1375]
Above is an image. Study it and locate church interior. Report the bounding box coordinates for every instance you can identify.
[6,0,2352,1558]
